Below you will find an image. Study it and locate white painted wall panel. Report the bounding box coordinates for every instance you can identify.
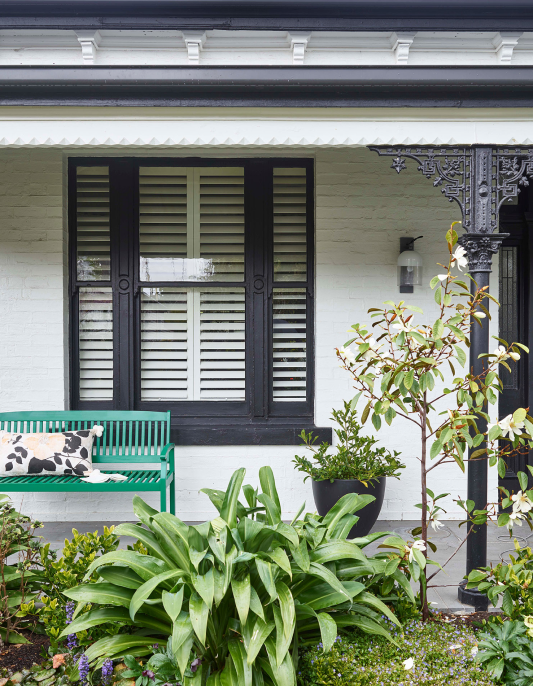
[0,145,501,522]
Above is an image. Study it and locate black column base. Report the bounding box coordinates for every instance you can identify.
[458,580,489,611]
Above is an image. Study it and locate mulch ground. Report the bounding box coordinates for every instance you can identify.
[435,610,503,628]
[0,631,50,672]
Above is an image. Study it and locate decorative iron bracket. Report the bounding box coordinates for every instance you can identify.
[457,233,509,273]
[369,146,472,230]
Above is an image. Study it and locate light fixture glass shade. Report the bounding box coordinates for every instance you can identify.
[397,249,423,287]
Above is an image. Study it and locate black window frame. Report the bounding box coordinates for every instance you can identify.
[69,156,331,445]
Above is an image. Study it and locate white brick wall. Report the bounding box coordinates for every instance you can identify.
[0,146,499,522]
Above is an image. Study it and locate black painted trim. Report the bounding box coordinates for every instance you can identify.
[68,156,325,445]
[0,0,532,31]
[4,66,533,107]
[172,424,332,446]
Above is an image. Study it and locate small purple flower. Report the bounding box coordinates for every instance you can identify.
[152,644,159,650]
[77,654,90,686]
[101,659,113,686]
[65,601,78,651]
[142,670,155,680]
[190,659,202,674]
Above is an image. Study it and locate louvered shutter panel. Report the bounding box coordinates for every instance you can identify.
[78,287,113,400]
[139,168,189,281]
[273,168,307,282]
[198,289,246,400]
[197,168,245,282]
[76,167,111,281]
[140,288,188,401]
[272,288,307,401]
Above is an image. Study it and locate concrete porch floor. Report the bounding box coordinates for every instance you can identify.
[39,519,522,613]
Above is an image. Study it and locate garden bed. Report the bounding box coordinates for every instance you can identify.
[0,632,49,672]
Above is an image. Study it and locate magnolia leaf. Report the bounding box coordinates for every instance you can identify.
[518,471,529,492]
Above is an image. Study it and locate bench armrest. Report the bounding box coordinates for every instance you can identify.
[159,443,175,480]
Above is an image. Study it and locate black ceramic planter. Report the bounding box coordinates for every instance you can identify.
[312,477,386,538]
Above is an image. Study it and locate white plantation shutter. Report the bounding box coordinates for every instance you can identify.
[273,168,307,282]
[272,288,307,401]
[139,168,189,281]
[140,287,245,401]
[197,289,246,400]
[138,167,244,282]
[140,288,188,401]
[197,169,245,282]
[78,287,113,400]
[76,167,111,281]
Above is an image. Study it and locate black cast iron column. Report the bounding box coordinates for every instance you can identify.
[457,147,508,610]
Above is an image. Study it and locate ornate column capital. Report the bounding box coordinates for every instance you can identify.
[457,232,509,273]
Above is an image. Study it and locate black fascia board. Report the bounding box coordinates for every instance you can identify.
[3,66,533,107]
[1,0,533,31]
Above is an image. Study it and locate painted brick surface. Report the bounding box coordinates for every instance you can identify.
[0,147,499,522]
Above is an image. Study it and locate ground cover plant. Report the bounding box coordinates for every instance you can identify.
[476,619,533,685]
[293,401,404,483]
[60,466,415,686]
[297,619,492,686]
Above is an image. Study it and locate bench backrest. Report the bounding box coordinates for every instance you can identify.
[0,411,170,464]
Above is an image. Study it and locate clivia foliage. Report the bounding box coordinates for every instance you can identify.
[336,223,533,620]
[60,467,413,686]
[293,401,404,483]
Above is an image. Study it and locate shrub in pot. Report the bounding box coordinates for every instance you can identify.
[293,401,404,537]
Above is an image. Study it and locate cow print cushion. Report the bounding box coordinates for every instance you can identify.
[0,426,104,477]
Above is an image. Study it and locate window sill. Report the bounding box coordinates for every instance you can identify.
[171,423,332,446]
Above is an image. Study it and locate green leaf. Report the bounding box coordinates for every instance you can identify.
[317,612,337,652]
[404,369,414,390]
[272,605,293,667]
[259,466,282,513]
[162,588,184,623]
[502,589,514,617]
[228,640,252,686]
[64,583,134,609]
[308,562,351,602]
[432,319,444,339]
[171,612,194,655]
[85,635,165,665]
[192,568,214,609]
[231,573,251,626]
[83,550,169,583]
[247,617,276,665]
[290,539,310,573]
[249,585,265,621]
[189,592,209,646]
[430,440,442,460]
[498,458,507,480]
[429,276,440,289]
[255,558,277,602]
[514,408,527,424]
[453,346,467,367]
[350,392,362,410]
[434,287,442,305]
[518,471,529,492]
[371,413,381,431]
[276,581,296,639]
[221,468,246,529]
[361,401,371,425]
[256,493,282,526]
[265,548,292,578]
[130,570,185,620]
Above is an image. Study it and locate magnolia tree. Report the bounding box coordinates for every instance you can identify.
[337,223,533,620]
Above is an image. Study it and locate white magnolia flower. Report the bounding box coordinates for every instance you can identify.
[405,539,426,562]
[392,321,412,333]
[453,245,468,271]
[430,511,445,531]
[509,351,521,361]
[403,658,414,670]
[363,337,383,361]
[512,491,533,514]
[437,273,449,281]
[499,414,525,441]
[493,345,510,363]
[488,413,524,442]
[473,311,486,318]
[338,346,356,365]
[507,511,525,530]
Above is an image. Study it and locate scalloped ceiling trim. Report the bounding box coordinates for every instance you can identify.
[0,120,530,147]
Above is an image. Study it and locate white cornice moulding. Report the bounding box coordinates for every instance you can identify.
[390,32,416,65]
[288,32,311,65]
[492,32,523,63]
[75,31,101,64]
[182,32,207,63]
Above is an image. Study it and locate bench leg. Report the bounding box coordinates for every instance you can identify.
[169,479,175,516]
[160,486,167,513]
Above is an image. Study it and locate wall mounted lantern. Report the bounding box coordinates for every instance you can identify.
[398,236,423,293]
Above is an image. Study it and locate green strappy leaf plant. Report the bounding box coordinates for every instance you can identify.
[60,466,410,686]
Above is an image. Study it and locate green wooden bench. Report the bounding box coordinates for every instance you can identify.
[0,411,175,515]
